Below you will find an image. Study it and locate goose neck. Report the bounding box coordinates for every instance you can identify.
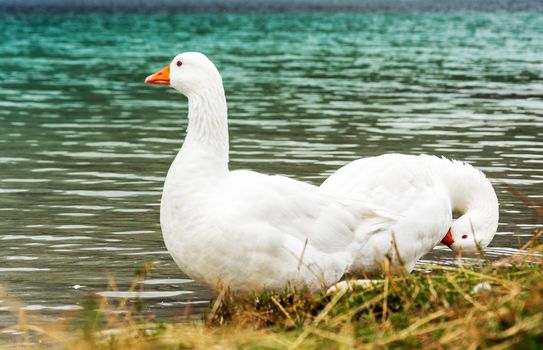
[180,85,229,172]
[434,159,499,231]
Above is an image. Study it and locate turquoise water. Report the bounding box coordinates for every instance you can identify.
[1,13,542,326]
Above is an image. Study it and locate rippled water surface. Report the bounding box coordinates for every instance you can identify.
[1,13,542,326]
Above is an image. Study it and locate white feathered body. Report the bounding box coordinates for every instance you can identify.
[160,144,394,291]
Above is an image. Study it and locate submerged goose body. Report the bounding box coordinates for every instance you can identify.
[145,52,499,291]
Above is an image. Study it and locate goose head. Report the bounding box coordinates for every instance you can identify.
[442,211,498,254]
[145,52,223,96]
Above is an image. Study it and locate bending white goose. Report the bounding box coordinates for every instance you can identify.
[321,154,499,257]
[145,52,499,291]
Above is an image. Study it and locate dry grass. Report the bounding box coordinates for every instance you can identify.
[1,233,542,349]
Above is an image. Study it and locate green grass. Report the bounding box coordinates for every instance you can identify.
[2,230,542,349]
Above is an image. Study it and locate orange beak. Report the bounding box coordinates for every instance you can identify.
[441,228,455,248]
[145,65,170,85]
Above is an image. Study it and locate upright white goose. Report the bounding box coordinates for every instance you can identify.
[145,52,499,291]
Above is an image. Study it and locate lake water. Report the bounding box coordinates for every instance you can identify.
[1,12,542,327]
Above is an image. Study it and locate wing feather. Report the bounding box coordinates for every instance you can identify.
[208,169,394,289]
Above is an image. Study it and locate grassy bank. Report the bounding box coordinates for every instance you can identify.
[2,229,542,350]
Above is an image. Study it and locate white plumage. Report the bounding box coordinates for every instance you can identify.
[145,52,499,291]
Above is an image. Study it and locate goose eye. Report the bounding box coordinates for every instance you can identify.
[461,234,468,239]
[176,60,182,67]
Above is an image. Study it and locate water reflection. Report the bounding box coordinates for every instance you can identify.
[0,12,542,326]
